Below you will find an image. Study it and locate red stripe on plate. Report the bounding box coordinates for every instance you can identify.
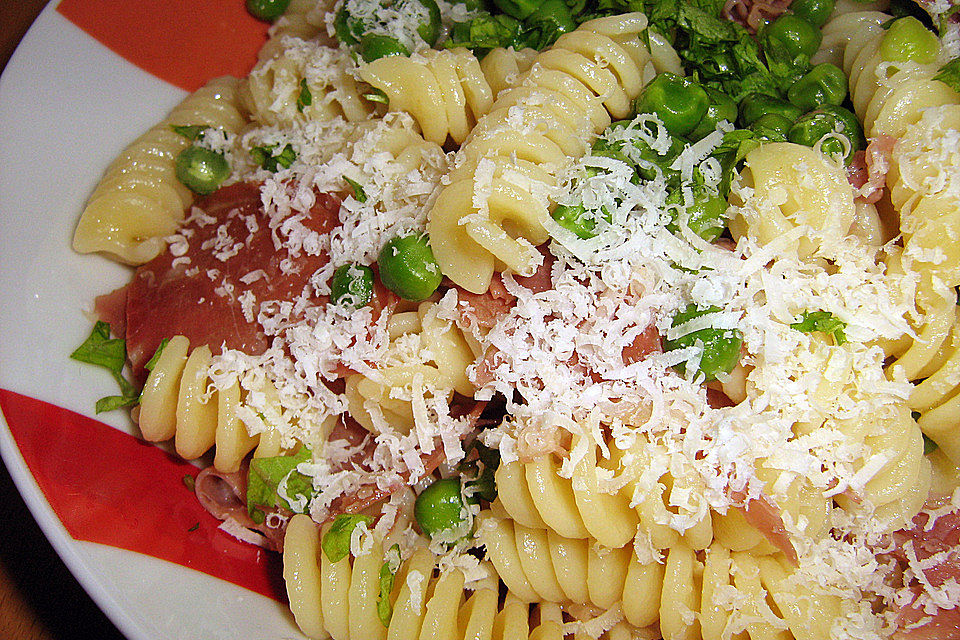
[0,389,285,602]
[56,0,270,92]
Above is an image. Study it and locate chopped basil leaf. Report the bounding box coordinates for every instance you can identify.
[144,338,169,372]
[187,522,200,532]
[321,514,374,563]
[789,310,848,345]
[377,544,401,627]
[251,143,297,172]
[344,176,367,203]
[246,447,314,519]
[170,124,208,141]
[183,474,196,491]
[934,58,960,93]
[71,321,139,413]
[297,78,312,113]
[363,88,390,105]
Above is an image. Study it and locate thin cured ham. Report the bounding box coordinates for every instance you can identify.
[123,182,340,380]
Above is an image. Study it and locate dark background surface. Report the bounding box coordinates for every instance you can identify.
[0,2,128,638]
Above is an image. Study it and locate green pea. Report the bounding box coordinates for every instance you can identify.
[789,0,835,28]
[377,234,443,302]
[634,73,710,138]
[881,17,939,65]
[592,122,684,183]
[246,0,291,21]
[738,93,803,127]
[665,187,727,242]
[788,105,864,164]
[359,34,410,62]
[688,88,738,140]
[750,113,793,141]
[663,304,743,382]
[330,264,374,308]
[761,14,822,61]
[414,477,471,540]
[551,203,608,239]
[174,146,230,195]
[787,63,848,112]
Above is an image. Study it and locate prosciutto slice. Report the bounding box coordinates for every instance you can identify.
[123,182,340,380]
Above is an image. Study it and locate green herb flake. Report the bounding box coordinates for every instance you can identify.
[246,447,314,518]
[170,124,208,141]
[187,522,200,532]
[321,514,374,563]
[923,433,938,455]
[183,474,196,491]
[377,544,401,627]
[790,310,848,345]
[363,88,390,105]
[934,58,960,93]
[343,176,368,203]
[144,338,169,372]
[251,143,297,172]
[70,321,139,413]
[297,78,313,113]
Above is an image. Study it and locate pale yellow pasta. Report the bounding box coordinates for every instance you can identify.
[138,335,304,471]
[242,40,373,127]
[358,48,495,146]
[282,514,626,640]
[816,10,960,138]
[479,46,538,97]
[478,512,842,640]
[72,76,247,264]
[728,142,856,258]
[427,13,660,294]
[345,301,479,435]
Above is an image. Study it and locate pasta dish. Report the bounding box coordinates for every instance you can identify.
[69,0,960,637]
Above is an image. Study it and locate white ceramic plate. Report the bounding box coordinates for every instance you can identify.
[0,3,307,638]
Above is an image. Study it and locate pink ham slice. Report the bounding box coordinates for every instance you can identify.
[122,182,340,381]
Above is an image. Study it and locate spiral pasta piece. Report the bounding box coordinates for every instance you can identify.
[479,47,538,98]
[816,11,960,138]
[283,514,631,640]
[427,13,658,294]
[728,142,856,258]
[138,335,306,472]
[358,48,495,146]
[345,301,479,435]
[72,76,247,265]
[242,39,373,127]
[478,513,843,640]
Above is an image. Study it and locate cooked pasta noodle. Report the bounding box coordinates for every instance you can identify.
[138,335,313,471]
[345,301,478,435]
[72,76,247,264]
[427,13,661,294]
[358,48,494,146]
[479,511,842,640]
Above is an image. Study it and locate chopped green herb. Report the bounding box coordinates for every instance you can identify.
[144,338,169,372]
[251,143,297,172]
[297,78,312,113]
[170,124,208,141]
[790,310,848,345]
[321,514,375,563]
[377,545,401,626]
[70,321,139,413]
[246,447,314,520]
[364,88,390,105]
[934,58,960,93]
[187,522,200,532]
[183,474,196,491]
[343,176,368,203]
